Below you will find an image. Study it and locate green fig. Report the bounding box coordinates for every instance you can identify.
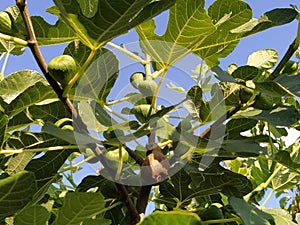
[137,79,157,97]
[130,72,145,89]
[132,104,155,123]
[103,129,123,140]
[105,147,129,163]
[282,60,298,75]
[239,87,255,104]
[0,11,12,34]
[48,55,77,87]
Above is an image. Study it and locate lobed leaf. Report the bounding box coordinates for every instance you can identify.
[53,0,175,48]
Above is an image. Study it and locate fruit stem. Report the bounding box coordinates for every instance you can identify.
[151,67,168,109]
[107,42,147,64]
[0,33,28,46]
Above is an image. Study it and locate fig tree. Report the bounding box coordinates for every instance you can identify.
[48,55,77,87]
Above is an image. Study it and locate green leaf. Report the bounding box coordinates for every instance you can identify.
[0,112,8,147]
[231,8,297,36]
[25,149,74,189]
[235,105,300,127]
[5,82,56,117]
[194,0,252,66]
[0,39,25,55]
[42,122,102,145]
[221,138,267,155]
[54,0,175,48]
[8,101,70,131]
[136,0,215,67]
[274,151,300,173]
[0,70,44,104]
[82,218,111,225]
[77,101,108,132]
[190,166,253,198]
[0,171,37,217]
[52,192,107,225]
[247,49,278,69]
[30,16,76,45]
[229,196,274,225]
[275,74,300,97]
[14,205,50,225]
[231,66,259,81]
[5,152,35,175]
[211,66,236,82]
[138,211,201,225]
[253,81,295,97]
[226,118,257,139]
[73,45,119,102]
[272,172,300,192]
[264,208,297,225]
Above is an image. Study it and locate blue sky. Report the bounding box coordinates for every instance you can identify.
[1,0,299,211]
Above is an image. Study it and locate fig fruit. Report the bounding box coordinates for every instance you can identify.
[105,147,129,163]
[0,11,12,34]
[132,104,155,123]
[48,55,77,87]
[282,60,298,75]
[130,72,145,89]
[137,79,157,97]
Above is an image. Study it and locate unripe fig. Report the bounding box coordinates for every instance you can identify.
[130,72,145,89]
[239,87,255,104]
[0,11,12,34]
[48,55,77,87]
[282,60,298,75]
[103,129,123,140]
[132,104,155,123]
[137,79,157,97]
[105,147,129,163]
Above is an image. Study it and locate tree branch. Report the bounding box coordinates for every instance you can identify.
[16,1,140,223]
[269,39,298,80]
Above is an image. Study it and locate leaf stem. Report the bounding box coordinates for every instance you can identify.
[0,33,28,46]
[107,42,147,64]
[64,48,97,96]
[0,145,80,154]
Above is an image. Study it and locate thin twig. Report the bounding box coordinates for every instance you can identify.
[269,39,298,80]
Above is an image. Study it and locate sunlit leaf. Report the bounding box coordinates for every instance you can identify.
[247,49,278,69]
[0,70,44,104]
[54,0,175,48]
[136,0,215,67]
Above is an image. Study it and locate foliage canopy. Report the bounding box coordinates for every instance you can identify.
[0,0,300,224]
